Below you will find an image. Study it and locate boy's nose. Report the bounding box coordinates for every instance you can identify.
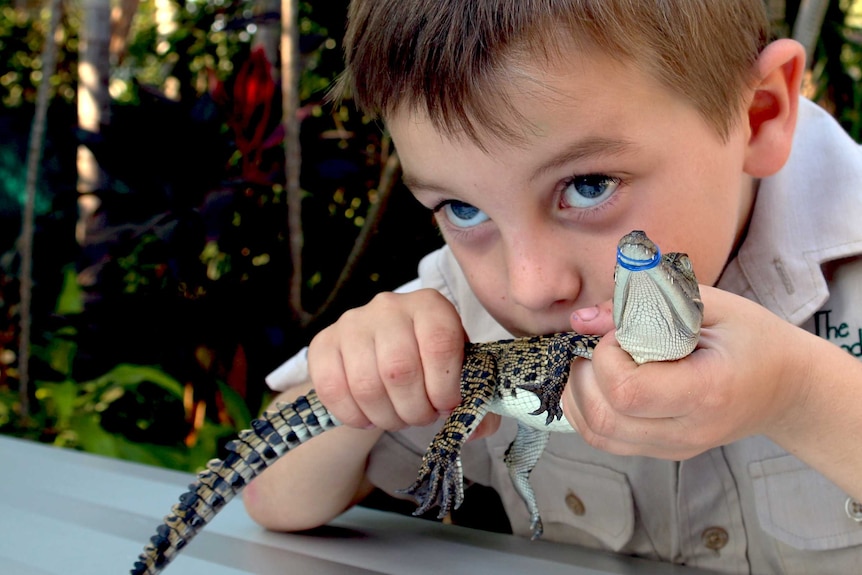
[505,235,580,312]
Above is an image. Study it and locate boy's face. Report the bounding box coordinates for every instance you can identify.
[387,49,757,337]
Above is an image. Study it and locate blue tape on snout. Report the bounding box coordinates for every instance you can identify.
[617,247,661,271]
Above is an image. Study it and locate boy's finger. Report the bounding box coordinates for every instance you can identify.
[570,300,615,335]
[413,313,466,414]
[340,338,405,429]
[375,326,440,427]
[309,338,373,429]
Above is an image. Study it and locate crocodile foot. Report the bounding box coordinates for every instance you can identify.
[530,515,544,540]
[517,380,565,425]
[398,447,464,519]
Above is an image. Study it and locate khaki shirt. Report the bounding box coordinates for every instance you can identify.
[268,98,862,574]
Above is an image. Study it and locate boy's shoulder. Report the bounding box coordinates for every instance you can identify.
[720,98,862,326]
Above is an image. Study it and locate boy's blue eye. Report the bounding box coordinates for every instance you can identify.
[440,201,489,228]
[562,175,621,209]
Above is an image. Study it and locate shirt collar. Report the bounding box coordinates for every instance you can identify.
[729,98,862,324]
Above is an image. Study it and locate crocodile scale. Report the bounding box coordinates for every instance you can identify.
[131,230,702,574]
[131,391,339,575]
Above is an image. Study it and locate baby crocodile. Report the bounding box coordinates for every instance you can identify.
[400,230,702,538]
[131,230,702,574]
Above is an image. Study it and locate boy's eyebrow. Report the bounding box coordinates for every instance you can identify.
[531,136,638,180]
[401,172,448,195]
[402,136,637,195]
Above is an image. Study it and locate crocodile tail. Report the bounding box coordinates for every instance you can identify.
[131,390,340,575]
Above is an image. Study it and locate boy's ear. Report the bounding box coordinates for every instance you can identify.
[743,39,807,178]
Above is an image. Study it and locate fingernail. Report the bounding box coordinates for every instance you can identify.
[572,306,600,322]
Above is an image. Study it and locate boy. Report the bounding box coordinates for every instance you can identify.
[244,1,862,572]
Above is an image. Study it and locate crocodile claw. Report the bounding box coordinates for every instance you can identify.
[398,450,465,518]
[530,515,544,540]
[517,381,565,425]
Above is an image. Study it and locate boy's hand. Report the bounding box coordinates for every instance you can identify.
[308,289,467,431]
[564,285,809,460]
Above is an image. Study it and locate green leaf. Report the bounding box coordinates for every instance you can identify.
[68,414,189,469]
[43,337,77,377]
[82,364,185,399]
[36,379,77,429]
[55,264,84,315]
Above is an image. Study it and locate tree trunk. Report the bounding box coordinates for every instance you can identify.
[314,146,401,321]
[793,0,831,68]
[282,0,310,325]
[77,0,112,243]
[19,0,64,421]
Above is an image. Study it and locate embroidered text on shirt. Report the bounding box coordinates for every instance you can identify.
[813,309,862,357]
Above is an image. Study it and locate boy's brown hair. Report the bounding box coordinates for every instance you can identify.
[333,0,770,143]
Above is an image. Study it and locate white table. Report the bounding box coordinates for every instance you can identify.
[0,435,713,574]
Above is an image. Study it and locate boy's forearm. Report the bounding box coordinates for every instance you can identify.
[767,331,862,501]
[242,383,383,532]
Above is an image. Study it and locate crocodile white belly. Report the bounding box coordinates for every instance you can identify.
[489,392,576,433]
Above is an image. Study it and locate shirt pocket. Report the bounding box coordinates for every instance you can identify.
[491,445,635,551]
[750,454,862,572]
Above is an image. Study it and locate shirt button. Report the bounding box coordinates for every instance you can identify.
[565,490,586,516]
[846,497,862,522]
[701,527,729,551]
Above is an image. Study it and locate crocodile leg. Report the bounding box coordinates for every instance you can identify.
[503,423,550,539]
[130,230,704,572]
[517,334,597,425]
[132,390,340,575]
[399,351,499,519]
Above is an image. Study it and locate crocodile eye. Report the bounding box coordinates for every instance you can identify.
[679,255,693,272]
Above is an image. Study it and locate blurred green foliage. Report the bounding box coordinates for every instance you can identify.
[812,0,862,140]
[1,1,861,473]
[0,0,441,471]
[0,4,77,106]
[2,263,252,471]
